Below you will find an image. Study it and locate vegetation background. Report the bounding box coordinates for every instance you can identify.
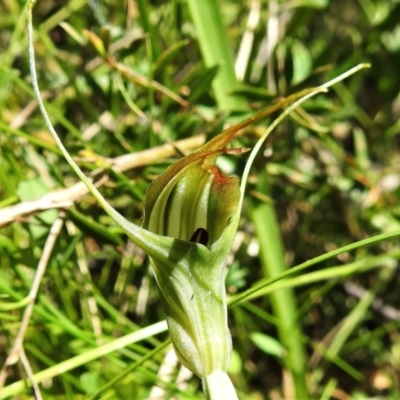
[1,0,400,399]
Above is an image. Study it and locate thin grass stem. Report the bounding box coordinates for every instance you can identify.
[187,0,246,111]
[249,169,309,399]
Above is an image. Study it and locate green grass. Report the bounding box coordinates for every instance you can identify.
[2,0,400,399]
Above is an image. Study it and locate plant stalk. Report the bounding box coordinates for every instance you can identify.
[202,370,238,400]
[187,0,246,111]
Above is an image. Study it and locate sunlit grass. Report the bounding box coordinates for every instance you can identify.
[1,0,400,399]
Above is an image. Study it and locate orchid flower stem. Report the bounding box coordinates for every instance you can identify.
[203,371,238,400]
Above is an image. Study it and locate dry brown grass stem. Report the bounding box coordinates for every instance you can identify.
[0,135,205,228]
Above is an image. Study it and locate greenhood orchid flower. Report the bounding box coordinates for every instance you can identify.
[27,8,367,395]
[26,54,325,396]
[140,129,249,382]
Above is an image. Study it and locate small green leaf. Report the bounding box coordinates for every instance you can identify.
[189,65,220,103]
[100,27,111,53]
[297,0,329,9]
[17,178,57,239]
[291,40,313,85]
[0,234,19,254]
[228,349,242,375]
[59,22,86,45]
[80,371,100,394]
[154,39,190,76]
[230,86,275,101]
[82,29,107,58]
[250,332,287,358]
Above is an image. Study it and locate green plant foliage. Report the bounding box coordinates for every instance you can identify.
[1,1,400,399]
